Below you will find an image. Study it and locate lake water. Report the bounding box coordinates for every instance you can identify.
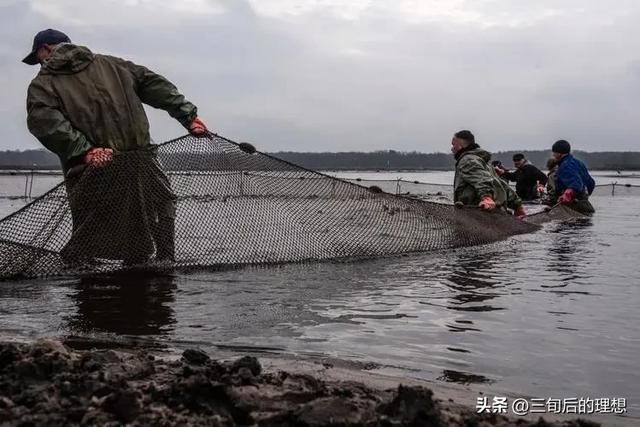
[0,170,639,416]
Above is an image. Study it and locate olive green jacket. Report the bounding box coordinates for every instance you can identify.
[454,147,521,209]
[26,43,198,171]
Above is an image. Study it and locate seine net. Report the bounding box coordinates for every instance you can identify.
[0,134,542,279]
[340,180,640,200]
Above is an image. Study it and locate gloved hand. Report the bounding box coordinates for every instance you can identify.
[83,147,113,167]
[189,117,208,136]
[558,188,576,204]
[478,195,496,211]
[513,205,526,218]
[494,166,505,176]
[536,184,545,195]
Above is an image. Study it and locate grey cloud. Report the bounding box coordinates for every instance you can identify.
[1,0,639,153]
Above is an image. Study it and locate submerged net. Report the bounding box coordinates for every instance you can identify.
[0,134,543,279]
[521,204,590,226]
[341,180,640,200]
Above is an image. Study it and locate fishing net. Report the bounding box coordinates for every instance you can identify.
[339,180,640,200]
[521,204,590,226]
[0,133,544,279]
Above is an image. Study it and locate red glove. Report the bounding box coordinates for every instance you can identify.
[478,195,496,211]
[189,117,208,136]
[558,188,576,204]
[83,147,113,167]
[513,205,526,218]
[536,184,545,194]
[494,166,505,176]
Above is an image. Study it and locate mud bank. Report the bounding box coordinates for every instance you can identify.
[0,340,600,426]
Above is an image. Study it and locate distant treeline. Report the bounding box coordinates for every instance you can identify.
[1,148,639,171]
[273,150,640,171]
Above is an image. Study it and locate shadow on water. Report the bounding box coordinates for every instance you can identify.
[63,271,177,350]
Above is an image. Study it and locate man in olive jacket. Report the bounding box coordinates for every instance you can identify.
[24,29,208,264]
[451,130,525,217]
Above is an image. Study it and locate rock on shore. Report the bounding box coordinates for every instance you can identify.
[0,340,598,426]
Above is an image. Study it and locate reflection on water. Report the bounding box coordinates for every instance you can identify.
[63,272,177,349]
[447,250,505,312]
[547,219,593,282]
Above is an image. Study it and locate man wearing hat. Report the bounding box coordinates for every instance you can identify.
[451,130,526,218]
[494,153,548,201]
[551,139,595,213]
[23,29,208,264]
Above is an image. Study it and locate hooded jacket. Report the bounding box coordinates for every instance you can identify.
[454,145,521,209]
[26,43,197,171]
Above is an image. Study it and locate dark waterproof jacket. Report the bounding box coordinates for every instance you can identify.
[555,154,595,196]
[454,146,521,209]
[26,43,197,172]
[502,162,548,200]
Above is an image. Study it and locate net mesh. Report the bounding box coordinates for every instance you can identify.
[343,179,453,203]
[0,134,558,279]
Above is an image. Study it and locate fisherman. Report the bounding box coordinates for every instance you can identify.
[451,130,525,217]
[24,29,208,264]
[494,153,547,201]
[551,140,596,213]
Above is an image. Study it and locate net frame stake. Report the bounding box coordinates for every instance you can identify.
[23,173,29,199]
[28,169,35,199]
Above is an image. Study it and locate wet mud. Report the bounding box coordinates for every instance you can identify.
[0,340,599,426]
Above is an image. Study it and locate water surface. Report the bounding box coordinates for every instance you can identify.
[0,171,638,415]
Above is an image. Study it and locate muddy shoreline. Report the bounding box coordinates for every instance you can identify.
[0,340,617,426]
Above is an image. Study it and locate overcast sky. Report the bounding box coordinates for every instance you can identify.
[1,0,638,153]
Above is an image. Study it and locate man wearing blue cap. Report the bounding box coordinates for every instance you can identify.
[23,29,208,264]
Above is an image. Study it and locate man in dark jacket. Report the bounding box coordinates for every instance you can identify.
[551,140,595,213]
[495,153,547,201]
[24,29,208,264]
[451,130,525,217]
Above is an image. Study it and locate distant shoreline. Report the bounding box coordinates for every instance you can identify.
[2,148,640,171]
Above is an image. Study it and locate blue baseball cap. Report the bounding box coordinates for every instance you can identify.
[22,29,71,65]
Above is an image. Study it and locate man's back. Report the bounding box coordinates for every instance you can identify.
[556,155,595,195]
[27,43,197,170]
